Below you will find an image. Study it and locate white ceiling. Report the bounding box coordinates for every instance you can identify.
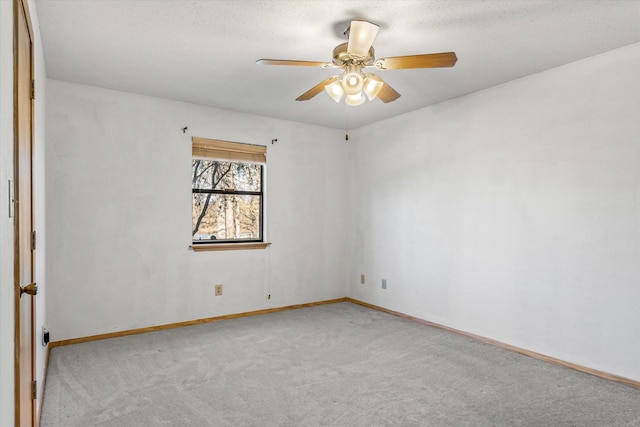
[35,0,640,130]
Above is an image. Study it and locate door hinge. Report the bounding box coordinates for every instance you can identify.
[31,230,36,250]
[31,380,37,400]
[31,80,35,100]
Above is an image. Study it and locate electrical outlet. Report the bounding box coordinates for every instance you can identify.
[214,284,223,296]
[360,274,365,284]
[42,327,50,346]
[381,279,387,290]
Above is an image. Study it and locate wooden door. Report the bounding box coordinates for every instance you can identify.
[14,0,36,425]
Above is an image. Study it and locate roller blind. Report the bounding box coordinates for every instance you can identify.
[192,137,266,163]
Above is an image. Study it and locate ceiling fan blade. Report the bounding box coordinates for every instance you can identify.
[347,20,380,58]
[256,59,335,68]
[375,52,458,70]
[296,77,340,101]
[376,80,401,103]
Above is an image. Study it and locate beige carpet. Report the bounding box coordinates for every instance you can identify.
[41,302,640,426]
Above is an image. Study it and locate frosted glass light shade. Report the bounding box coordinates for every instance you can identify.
[345,92,366,106]
[342,65,364,95]
[347,21,380,58]
[363,74,384,101]
[324,80,344,102]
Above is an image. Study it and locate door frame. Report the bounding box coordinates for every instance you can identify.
[13,0,35,425]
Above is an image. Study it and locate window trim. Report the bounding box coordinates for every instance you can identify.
[192,164,264,244]
[191,137,269,250]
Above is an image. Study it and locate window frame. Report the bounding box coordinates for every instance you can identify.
[190,137,270,251]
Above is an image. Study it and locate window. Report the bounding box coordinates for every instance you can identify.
[191,137,268,250]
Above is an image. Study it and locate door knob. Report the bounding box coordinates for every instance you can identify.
[20,283,37,296]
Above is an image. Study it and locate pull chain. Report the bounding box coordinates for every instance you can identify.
[345,102,349,141]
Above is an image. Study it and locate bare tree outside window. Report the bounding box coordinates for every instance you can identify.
[192,159,263,242]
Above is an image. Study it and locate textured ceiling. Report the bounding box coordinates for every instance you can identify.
[35,0,640,130]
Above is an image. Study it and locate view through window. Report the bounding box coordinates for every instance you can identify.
[192,138,265,244]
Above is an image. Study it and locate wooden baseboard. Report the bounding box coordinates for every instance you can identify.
[346,298,640,389]
[49,297,347,348]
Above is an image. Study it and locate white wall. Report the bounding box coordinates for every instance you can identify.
[348,43,640,382]
[1,1,48,424]
[46,80,348,341]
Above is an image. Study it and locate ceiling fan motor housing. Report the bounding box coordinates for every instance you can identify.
[332,42,375,66]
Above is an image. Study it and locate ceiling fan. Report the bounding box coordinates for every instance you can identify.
[256,20,458,106]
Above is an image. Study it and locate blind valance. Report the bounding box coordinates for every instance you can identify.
[192,137,266,163]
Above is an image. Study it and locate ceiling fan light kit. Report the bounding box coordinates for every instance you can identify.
[342,64,365,95]
[324,80,344,102]
[257,20,458,107]
[363,74,384,100]
[345,92,366,107]
[324,72,384,104]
